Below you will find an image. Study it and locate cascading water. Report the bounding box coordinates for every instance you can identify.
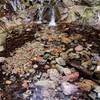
[9,0,22,11]
[49,7,57,27]
[37,7,44,24]
[36,0,44,24]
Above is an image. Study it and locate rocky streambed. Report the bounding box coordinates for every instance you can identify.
[0,25,100,100]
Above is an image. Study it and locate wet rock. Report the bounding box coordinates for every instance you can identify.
[61,82,78,95]
[79,79,95,92]
[0,57,5,63]
[89,91,97,100]
[35,80,56,89]
[95,65,100,72]
[43,53,51,60]
[23,90,32,99]
[33,64,38,69]
[56,57,66,66]
[56,64,72,76]
[98,93,100,98]
[94,65,100,79]
[44,65,50,69]
[94,85,100,93]
[94,85,100,99]
[94,85,100,98]
[75,45,83,52]
[29,68,35,73]
[47,69,60,82]
[67,72,79,82]
[22,80,29,89]
[63,68,72,76]
[5,80,12,85]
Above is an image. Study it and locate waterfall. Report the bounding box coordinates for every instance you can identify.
[37,7,43,24]
[36,0,44,24]
[49,7,57,27]
[9,0,17,11]
[9,0,22,11]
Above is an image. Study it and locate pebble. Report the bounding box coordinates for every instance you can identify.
[33,64,38,69]
[75,45,83,52]
[47,69,60,82]
[35,80,56,89]
[56,57,66,66]
[61,82,78,95]
[5,80,12,85]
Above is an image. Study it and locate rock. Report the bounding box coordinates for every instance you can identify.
[56,57,66,66]
[94,85,100,93]
[56,64,71,76]
[95,65,100,72]
[23,90,32,99]
[63,68,72,76]
[67,72,79,82]
[98,93,100,98]
[47,69,60,82]
[33,64,38,69]
[0,57,5,63]
[79,79,95,92]
[5,80,12,85]
[0,46,4,52]
[29,69,35,73]
[43,53,50,59]
[94,65,100,79]
[75,45,83,52]
[35,80,56,89]
[44,64,50,69]
[88,91,97,100]
[61,82,78,95]
[22,80,29,89]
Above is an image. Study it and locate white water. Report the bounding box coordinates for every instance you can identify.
[49,7,57,27]
[9,0,22,11]
[37,7,43,24]
[36,0,44,24]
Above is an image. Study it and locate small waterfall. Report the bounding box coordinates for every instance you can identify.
[9,0,22,12]
[9,0,17,11]
[49,7,57,27]
[36,0,44,24]
[37,7,44,24]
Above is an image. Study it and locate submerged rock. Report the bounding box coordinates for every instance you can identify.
[61,82,78,95]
